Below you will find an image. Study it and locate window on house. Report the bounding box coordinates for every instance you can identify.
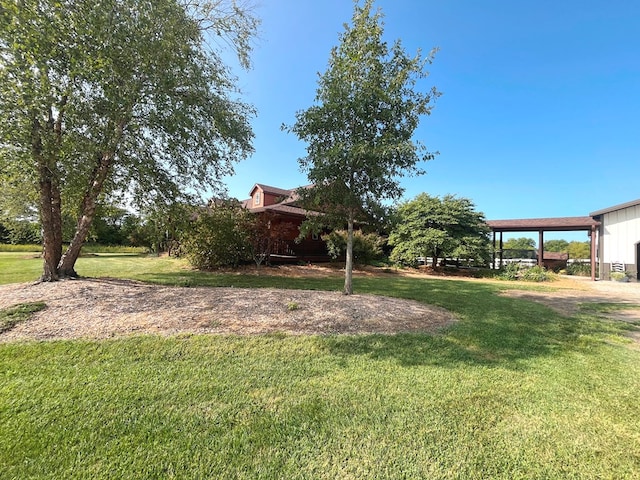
[254,192,261,205]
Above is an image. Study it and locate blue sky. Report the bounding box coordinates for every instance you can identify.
[221,0,639,241]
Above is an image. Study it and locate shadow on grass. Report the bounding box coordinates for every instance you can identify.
[132,271,628,369]
[320,277,631,368]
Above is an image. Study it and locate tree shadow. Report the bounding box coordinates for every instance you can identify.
[133,272,628,369]
[320,277,630,369]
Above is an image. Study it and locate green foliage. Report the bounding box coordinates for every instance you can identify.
[543,239,569,252]
[566,262,591,276]
[498,263,554,282]
[520,265,553,282]
[0,219,41,245]
[322,230,385,264]
[283,0,438,293]
[503,237,536,250]
[497,262,521,281]
[568,241,591,259]
[610,271,629,281]
[389,193,490,267]
[0,0,258,278]
[181,202,252,269]
[0,302,46,333]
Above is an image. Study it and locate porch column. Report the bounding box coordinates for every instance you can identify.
[492,230,496,269]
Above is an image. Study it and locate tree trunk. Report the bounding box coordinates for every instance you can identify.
[33,113,63,282]
[344,215,354,295]
[39,171,62,281]
[57,150,114,277]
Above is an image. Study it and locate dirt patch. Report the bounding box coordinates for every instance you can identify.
[501,277,640,319]
[0,278,456,342]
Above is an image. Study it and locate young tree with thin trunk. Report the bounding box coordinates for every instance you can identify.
[283,0,439,294]
[0,0,258,281]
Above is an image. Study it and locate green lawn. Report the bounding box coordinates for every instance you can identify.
[1,253,640,479]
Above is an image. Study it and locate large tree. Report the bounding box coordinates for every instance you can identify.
[0,0,257,280]
[543,239,569,252]
[503,237,536,250]
[284,0,439,294]
[388,193,490,268]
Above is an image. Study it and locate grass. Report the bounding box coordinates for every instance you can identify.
[1,254,640,478]
[0,302,46,333]
[0,243,147,253]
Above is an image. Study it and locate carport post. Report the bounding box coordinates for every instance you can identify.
[590,225,597,281]
[538,230,544,267]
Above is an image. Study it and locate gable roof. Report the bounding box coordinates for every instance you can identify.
[249,183,293,197]
[590,199,640,217]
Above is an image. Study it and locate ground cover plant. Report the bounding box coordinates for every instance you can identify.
[1,254,640,478]
[0,302,45,333]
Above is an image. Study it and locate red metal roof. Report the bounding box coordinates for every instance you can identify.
[487,216,599,232]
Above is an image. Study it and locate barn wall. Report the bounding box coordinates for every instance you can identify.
[601,205,640,279]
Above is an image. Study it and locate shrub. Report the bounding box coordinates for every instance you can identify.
[498,263,554,282]
[497,262,520,281]
[566,262,591,276]
[321,230,385,264]
[610,271,629,282]
[521,265,553,282]
[181,203,252,269]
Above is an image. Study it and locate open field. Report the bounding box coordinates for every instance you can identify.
[1,253,640,478]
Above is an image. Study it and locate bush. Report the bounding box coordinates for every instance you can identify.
[181,203,252,269]
[321,230,385,264]
[610,271,629,282]
[521,265,553,282]
[498,263,554,282]
[566,262,591,276]
[497,262,520,281]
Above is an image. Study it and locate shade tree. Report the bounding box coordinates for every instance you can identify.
[389,193,490,267]
[0,0,258,280]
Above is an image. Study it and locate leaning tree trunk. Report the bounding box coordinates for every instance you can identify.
[57,150,115,278]
[344,215,354,295]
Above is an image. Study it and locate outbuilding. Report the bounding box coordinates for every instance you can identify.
[590,199,640,281]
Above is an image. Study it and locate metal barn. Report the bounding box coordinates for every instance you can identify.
[591,199,640,281]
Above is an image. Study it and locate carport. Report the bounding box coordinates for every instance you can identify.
[486,217,600,280]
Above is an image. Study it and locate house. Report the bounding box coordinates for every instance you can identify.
[241,184,330,263]
[591,199,640,281]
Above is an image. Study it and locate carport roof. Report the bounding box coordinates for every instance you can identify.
[487,216,599,232]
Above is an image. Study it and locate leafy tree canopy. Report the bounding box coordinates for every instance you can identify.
[543,239,569,252]
[283,0,439,293]
[0,0,258,280]
[503,237,537,250]
[568,240,591,259]
[389,193,490,267]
